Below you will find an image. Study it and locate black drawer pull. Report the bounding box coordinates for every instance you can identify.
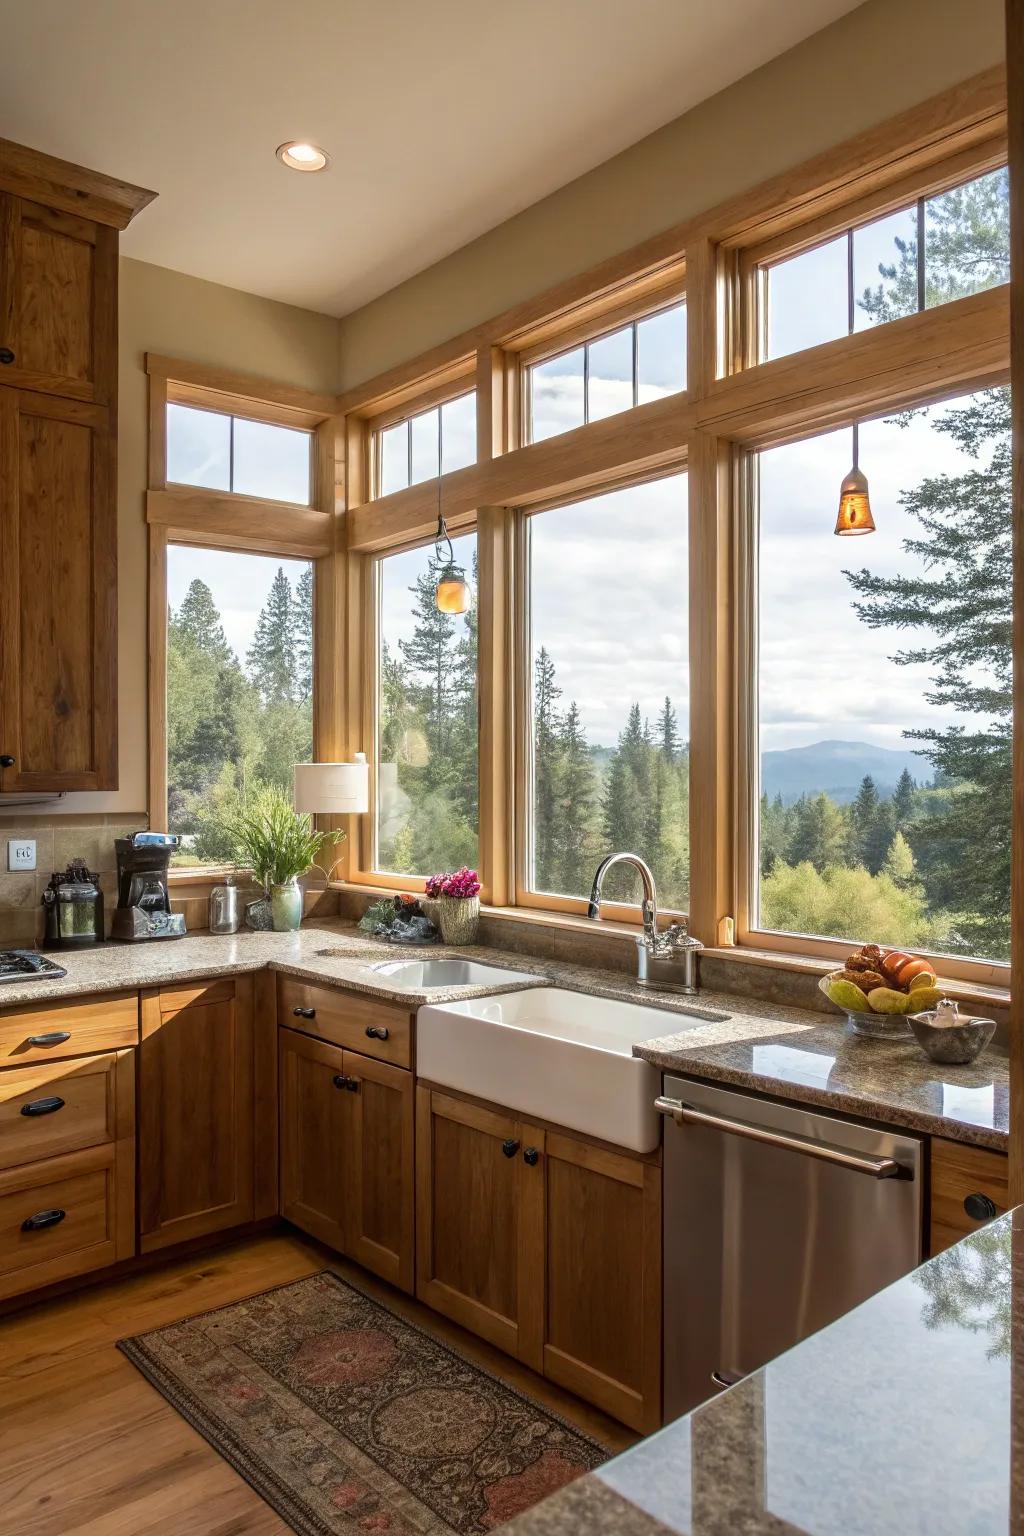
[345,1076,359,1092]
[365,1025,389,1041]
[22,1208,66,1232]
[332,1074,349,1090]
[964,1191,998,1222]
[20,1096,65,1117]
[501,1138,520,1158]
[293,1006,316,1020]
[0,347,14,365]
[0,753,15,768]
[523,1147,540,1166]
[26,1031,72,1047]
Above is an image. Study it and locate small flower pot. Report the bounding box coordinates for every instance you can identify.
[270,878,303,932]
[435,895,480,946]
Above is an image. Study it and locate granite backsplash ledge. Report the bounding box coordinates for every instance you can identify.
[0,811,148,947]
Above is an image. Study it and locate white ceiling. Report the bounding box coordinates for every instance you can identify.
[0,0,861,318]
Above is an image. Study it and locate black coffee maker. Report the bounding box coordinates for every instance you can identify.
[112,832,186,942]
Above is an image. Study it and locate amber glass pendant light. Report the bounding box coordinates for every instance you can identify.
[433,483,472,614]
[834,423,875,536]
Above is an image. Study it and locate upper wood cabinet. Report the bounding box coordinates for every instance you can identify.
[139,979,255,1253]
[0,196,116,403]
[0,140,153,793]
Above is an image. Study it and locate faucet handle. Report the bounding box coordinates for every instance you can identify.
[657,922,703,953]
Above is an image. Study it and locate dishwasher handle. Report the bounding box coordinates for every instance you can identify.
[655,1096,903,1179]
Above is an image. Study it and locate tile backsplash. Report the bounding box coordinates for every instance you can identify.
[0,812,147,947]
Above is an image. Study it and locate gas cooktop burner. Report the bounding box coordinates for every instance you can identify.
[0,949,68,981]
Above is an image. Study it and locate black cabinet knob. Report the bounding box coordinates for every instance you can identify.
[523,1147,540,1166]
[26,1031,71,1047]
[332,1073,349,1090]
[964,1191,998,1222]
[365,1025,389,1040]
[345,1076,360,1092]
[501,1138,520,1158]
[0,347,14,365]
[22,1208,66,1232]
[0,754,16,768]
[293,1006,316,1020]
[21,1096,65,1117]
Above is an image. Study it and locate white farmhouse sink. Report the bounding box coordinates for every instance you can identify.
[367,957,545,990]
[417,987,720,1153]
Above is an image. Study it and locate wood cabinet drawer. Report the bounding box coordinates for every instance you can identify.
[0,1139,134,1299]
[277,977,412,1068]
[0,1050,127,1170]
[0,993,139,1065]
[929,1138,1009,1255]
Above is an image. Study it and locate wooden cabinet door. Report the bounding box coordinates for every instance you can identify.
[139,979,254,1252]
[416,1087,544,1367]
[542,1131,661,1433]
[344,1050,414,1293]
[929,1138,1009,1255]
[0,389,117,791]
[279,1027,348,1252]
[0,194,116,403]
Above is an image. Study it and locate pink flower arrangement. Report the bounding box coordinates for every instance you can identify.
[426,866,481,900]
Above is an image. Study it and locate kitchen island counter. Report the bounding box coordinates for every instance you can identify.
[502,1206,1022,1536]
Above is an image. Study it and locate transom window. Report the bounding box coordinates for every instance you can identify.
[166,402,312,505]
[762,165,1009,361]
[376,392,477,497]
[527,301,687,443]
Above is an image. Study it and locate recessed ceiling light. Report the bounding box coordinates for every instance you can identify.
[276,141,329,173]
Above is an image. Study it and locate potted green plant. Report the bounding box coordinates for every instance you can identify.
[226,783,328,932]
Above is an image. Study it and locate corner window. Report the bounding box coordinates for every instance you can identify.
[166,403,312,505]
[375,535,478,874]
[763,165,1009,361]
[376,391,477,496]
[166,548,314,867]
[754,387,1011,963]
[524,475,689,911]
[527,302,687,443]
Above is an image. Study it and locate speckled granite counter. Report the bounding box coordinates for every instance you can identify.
[0,920,1008,1150]
[503,1206,1023,1535]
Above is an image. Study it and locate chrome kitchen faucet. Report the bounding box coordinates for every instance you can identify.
[587,852,703,993]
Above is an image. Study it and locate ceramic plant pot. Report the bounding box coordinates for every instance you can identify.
[436,895,480,946]
[270,878,303,932]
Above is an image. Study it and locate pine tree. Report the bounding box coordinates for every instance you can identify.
[657,697,680,762]
[293,565,314,702]
[533,647,563,891]
[851,775,879,863]
[399,556,462,775]
[247,568,298,705]
[862,801,897,877]
[892,767,917,826]
[174,579,233,660]
[787,793,849,873]
[555,701,596,895]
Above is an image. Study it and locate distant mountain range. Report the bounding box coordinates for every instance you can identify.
[761,739,927,806]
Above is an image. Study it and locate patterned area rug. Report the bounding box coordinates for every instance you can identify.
[118,1271,607,1534]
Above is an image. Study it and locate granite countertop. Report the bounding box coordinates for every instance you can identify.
[0,920,1008,1150]
[503,1206,1023,1536]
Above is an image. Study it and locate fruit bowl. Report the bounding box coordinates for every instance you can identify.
[819,945,945,1037]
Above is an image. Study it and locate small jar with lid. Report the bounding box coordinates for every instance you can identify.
[209,875,241,935]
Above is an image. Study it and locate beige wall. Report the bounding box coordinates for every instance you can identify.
[336,0,1006,388]
[11,258,338,824]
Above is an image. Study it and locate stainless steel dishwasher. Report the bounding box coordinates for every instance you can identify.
[658,1076,923,1419]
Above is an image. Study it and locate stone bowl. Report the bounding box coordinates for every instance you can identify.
[908,1011,995,1066]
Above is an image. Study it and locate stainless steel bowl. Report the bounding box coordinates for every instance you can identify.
[908,1011,995,1065]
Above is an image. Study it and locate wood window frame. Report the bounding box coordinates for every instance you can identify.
[146,354,341,885]
[332,67,1011,976]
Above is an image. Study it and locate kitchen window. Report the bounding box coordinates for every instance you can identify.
[164,546,315,867]
[520,474,689,915]
[760,165,1010,362]
[526,302,687,443]
[166,403,313,505]
[749,386,1011,966]
[375,392,477,497]
[374,533,479,877]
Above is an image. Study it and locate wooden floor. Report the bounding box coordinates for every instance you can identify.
[0,1231,636,1534]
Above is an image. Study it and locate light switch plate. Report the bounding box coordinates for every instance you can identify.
[7,838,36,872]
